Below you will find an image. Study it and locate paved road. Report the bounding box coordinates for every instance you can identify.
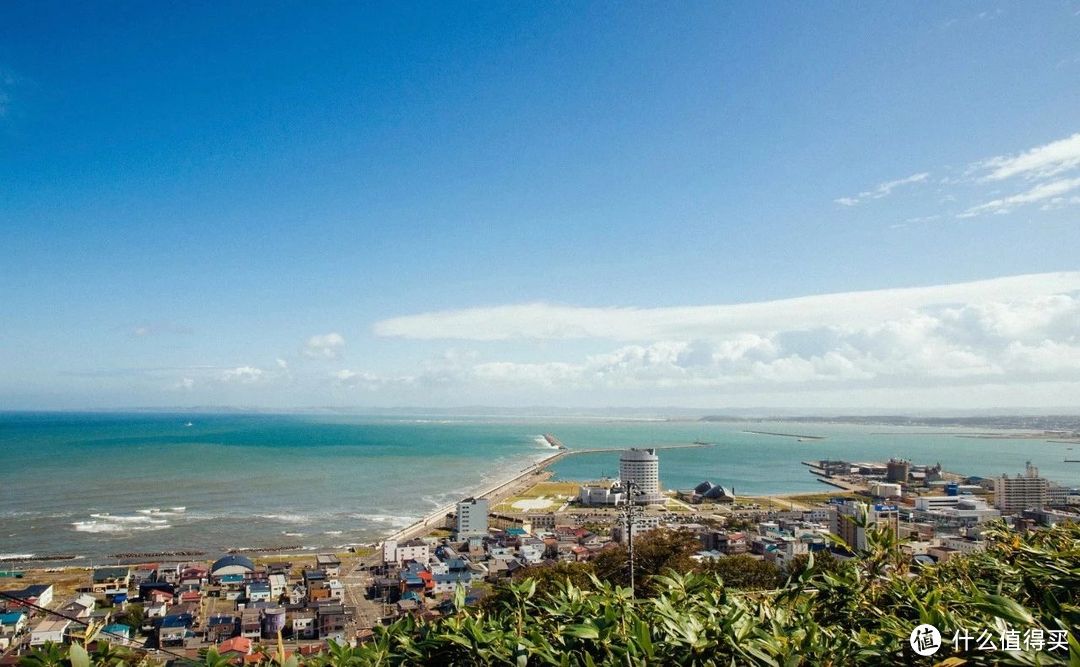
[341,554,383,634]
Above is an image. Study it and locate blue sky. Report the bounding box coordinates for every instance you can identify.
[2,1,1080,410]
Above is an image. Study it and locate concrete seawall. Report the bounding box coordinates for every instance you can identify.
[381,449,569,545]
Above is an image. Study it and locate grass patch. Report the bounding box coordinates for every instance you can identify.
[784,492,855,506]
[494,480,586,512]
[517,481,583,498]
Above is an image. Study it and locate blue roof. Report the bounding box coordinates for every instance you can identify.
[211,554,255,573]
[218,574,245,583]
[102,624,130,637]
[161,613,193,628]
[0,612,26,625]
[506,528,527,536]
[248,581,270,591]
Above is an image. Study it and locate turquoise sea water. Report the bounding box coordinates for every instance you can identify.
[0,412,1076,562]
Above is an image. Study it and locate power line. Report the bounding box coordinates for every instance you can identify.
[0,589,194,663]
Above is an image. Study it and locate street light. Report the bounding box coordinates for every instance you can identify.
[620,481,641,596]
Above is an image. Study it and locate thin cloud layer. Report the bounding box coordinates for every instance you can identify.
[374,272,1080,342]
[835,130,1080,220]
[959,177,1080,218]
[835,172,930,207]
[976,132,1080,181]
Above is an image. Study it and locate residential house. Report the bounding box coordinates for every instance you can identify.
[1,584,54,610]
[217,636,253,659]
[240,609,262,640]
[0,612,27,635]
[205,614,237,643]
[315,601,346,640]
[62,593,98,619]
[91,567,131,595]
[268,574,287,600]
[289,610,316,640]
[158,612,194,648]
[30,619,70,646]
[246,581,272,603]
[315,554,341,578]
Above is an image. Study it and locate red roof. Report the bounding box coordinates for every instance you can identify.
[217,637,252,655]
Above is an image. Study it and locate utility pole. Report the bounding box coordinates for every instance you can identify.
[621,481,640,596]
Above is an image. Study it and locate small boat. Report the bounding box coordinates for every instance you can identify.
[184,422,194,427]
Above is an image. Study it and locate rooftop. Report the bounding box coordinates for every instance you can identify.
[92,567,130,582]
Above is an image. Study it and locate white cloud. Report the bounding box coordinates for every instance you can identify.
[958,177,1080,217]
[173,377,195,390]
[446,290,1080,391]
[975,132,1080,181]
[220,366,265,384]
[374,272,1080,342]
[303,332,346,359]
[365,274,1080,400]
[276,358,289,370]
[332,368,389,390]
[834,172,929,206]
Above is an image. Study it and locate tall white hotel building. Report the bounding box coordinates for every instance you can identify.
[619,448,666,504]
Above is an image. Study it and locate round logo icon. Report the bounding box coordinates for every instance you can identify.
[910,624,942,657]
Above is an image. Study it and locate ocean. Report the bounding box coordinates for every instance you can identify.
[0,412,1076,564]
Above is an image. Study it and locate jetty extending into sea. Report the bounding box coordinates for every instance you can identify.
[381,438,714,545]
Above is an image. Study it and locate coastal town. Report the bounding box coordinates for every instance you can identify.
[1,435,1077,664]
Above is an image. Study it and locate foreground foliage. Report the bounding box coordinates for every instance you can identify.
[20,522,1080,665]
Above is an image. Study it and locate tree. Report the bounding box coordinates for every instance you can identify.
[786,549,845,579]
[18,642,68,667]
[592,528,702,595]
[90,641,135,666]
[117,602,145,631]
[696,554,782,590]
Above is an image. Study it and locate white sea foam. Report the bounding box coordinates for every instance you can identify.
[533,435,559,449]
[90,513,167,524]
[282,531,304,537]
[73,520,171,533]
[360,514,417,527]
[137,507,187,516]
[324,530,343,535]
[257,513,311,524]
[0,553,34,561]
